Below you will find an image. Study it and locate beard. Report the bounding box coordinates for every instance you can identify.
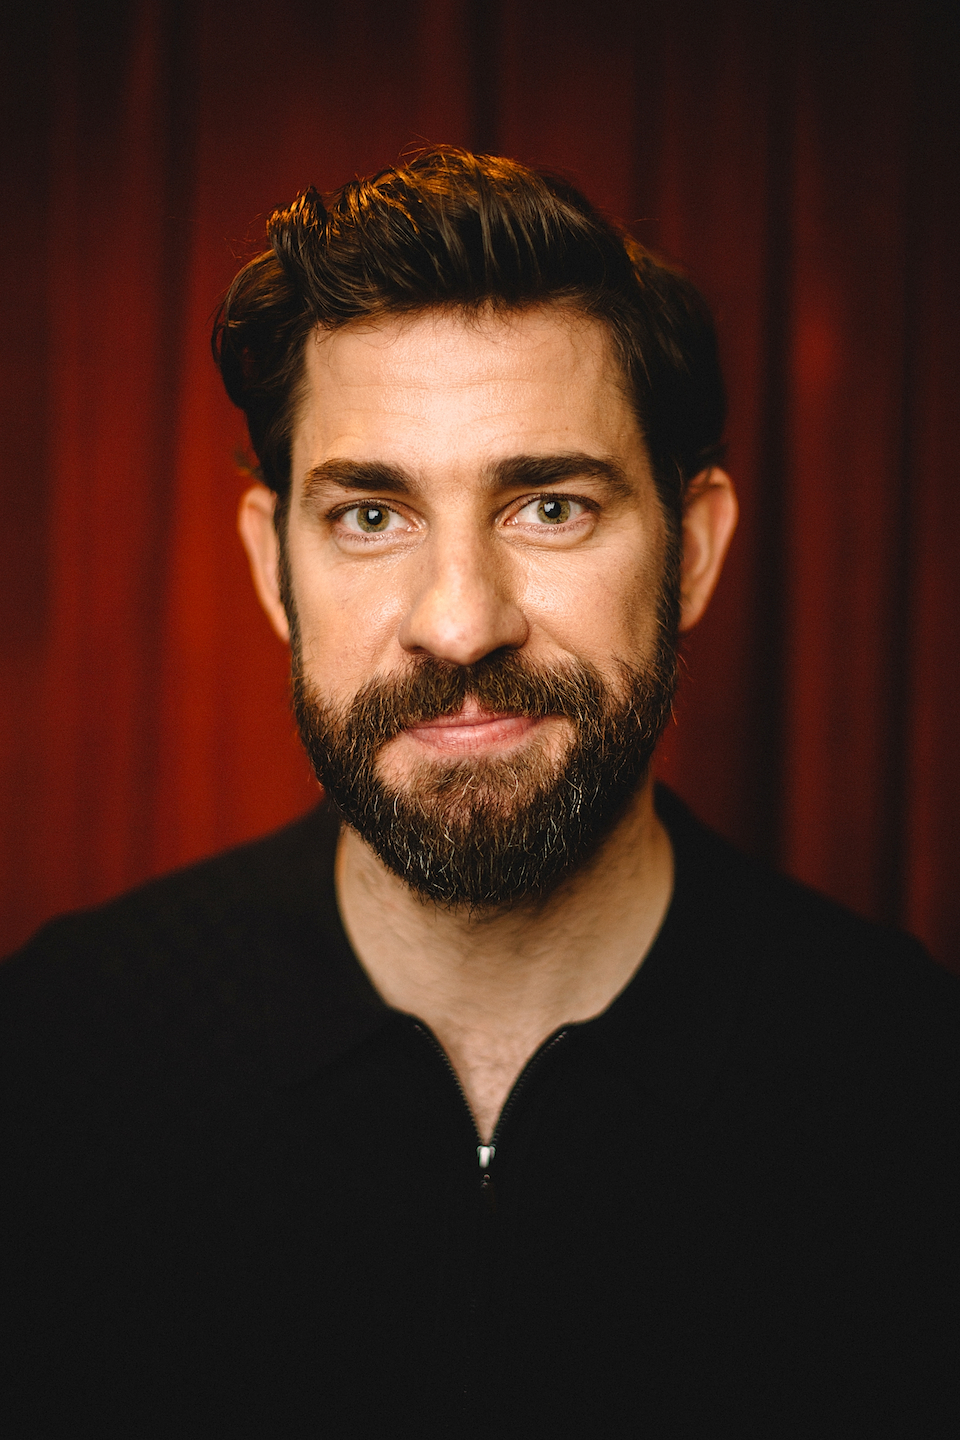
[289,587,680,909]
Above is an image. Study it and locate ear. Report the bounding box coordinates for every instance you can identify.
[237,483,291,644]
[678,468,738,632]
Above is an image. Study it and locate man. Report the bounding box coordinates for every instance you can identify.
[2,150,957,1437]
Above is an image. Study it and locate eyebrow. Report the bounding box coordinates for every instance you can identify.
[303,459,413,498]
[491,453,634,500]
[302,452,634,501]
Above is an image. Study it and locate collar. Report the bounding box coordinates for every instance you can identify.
[577,785,755,1113]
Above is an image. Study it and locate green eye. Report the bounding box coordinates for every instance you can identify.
[356,506,390,532]
[536,498,571,524]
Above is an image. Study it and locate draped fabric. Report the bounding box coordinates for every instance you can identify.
[2,0,958,967]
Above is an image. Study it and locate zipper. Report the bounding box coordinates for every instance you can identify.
[409,1018,571,1183]
[409,1018,572,1422]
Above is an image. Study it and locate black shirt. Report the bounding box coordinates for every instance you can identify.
[2,788,958,1437]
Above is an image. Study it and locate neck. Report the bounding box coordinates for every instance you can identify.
[334,776,673,1141]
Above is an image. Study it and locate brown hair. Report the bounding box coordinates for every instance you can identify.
[212,148,725,533]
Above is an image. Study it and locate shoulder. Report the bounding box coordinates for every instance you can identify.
[1,805,336,1000]
[655,784,960,1092]
[655,782,958,1046]
[657,781,944,974]
[0,805,382,1115]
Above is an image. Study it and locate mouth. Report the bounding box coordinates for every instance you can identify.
[400,700,551,757]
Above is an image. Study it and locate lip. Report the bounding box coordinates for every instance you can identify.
[402,704,546,755]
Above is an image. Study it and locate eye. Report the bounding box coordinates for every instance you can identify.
[512,495,587,527]
[337,504,407,536]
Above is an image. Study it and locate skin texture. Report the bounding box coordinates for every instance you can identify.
[239,305,737,1140]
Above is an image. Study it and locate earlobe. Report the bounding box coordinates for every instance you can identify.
[237,483,291,644]
[678,468,738,632]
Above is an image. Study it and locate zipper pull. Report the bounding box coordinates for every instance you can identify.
[478,1144,497,1211]
[477,1143,496,1171]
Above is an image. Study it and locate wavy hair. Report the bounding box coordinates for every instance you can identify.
[212,148,725,534]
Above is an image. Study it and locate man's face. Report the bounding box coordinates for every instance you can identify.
[280,305,678,906]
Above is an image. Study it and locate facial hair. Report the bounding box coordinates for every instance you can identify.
[289,606,679,911]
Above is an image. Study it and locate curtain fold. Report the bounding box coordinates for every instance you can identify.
[2,0,957,968]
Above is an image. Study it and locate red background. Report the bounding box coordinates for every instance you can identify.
[2,0,958,968]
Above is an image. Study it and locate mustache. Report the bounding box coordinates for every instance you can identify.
[303,652,613,749]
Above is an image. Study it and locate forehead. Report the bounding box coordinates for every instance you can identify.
[291,305,646,479]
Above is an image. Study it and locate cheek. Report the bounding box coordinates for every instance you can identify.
[290,555,407,683]
[518,551,665,661]
[620,555,670,645]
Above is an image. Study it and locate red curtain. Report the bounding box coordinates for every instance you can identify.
[2,0,958,968]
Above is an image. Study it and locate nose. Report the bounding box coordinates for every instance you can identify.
[396,532,529,665]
